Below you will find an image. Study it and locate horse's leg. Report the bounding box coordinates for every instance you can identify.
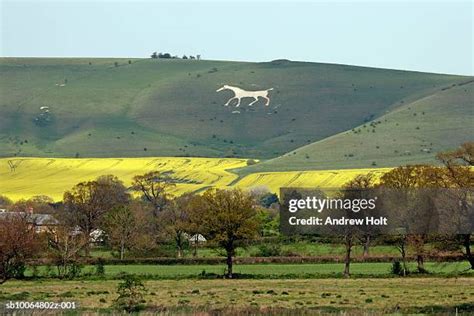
[248,97,259,106]
[224,97,235,106]
[263,96,270,106]
[235,98,241,107]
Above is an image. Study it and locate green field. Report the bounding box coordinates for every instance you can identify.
[3,278,473,314]
[1,58,471,166]
[26,262,473,279]
[88,243,401,259]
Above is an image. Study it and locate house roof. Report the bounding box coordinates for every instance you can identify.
[0,212,59,225]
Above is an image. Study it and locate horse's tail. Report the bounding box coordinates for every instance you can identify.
[267,88,274,91]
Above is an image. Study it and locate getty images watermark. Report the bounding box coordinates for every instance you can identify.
[280,187,474,236]
[287,195,387,226]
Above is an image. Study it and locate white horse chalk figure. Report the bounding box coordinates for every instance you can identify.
[216,85,273,107]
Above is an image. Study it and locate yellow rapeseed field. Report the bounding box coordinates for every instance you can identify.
[0,157,247,201]
[234,168,391,194]
[0,157,391,201]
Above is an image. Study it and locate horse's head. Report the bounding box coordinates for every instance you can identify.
[216,85,229,92]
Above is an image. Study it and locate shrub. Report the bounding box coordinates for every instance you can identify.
[247,159,258,166]
[95,258,105,277]
[391,260,409,276]
[65,262,83,279]
[255,243,282,257]
[114,274,147,312]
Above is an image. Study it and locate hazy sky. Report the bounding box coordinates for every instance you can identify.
[1,0,472,75]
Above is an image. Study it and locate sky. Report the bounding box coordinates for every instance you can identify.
[1,0,472,75]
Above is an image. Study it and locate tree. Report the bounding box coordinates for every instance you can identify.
[160,194,195,258]
[437,142,474,269]
[0,213,42,283]
[379,165,443,273]
[150,52,158,59]
[114,274,147,312]
[46,223,88,278]
[255,207,279,237]
[182,195,204,257]
[10,195,55,214]
[131,171,175,215]
[63,175,130,255]
[0,195,12,208]
[158,52,171,59]
[104,205,138,260]
[340,173,376,277]
[194,189,260,278]
[349,173,377,258]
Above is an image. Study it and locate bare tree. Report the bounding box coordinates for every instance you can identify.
[340,173,376,277]
[0,213,42,283]
[47,223,88,278]
[379,165,442,273]
[160,193,196,258]
[103,205,138,260]
[437,142,474,269]
[131,171,175,216]
[63,175,130,255]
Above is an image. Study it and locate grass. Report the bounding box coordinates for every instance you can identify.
[239,80,474,174]
[90,242,401,258]
[2,277,473,314]
[1,57,469,161]
[25,262,473,279]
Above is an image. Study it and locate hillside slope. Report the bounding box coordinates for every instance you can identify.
[238,81,474,174]
[0,58,468,159]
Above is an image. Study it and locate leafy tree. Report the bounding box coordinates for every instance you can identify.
[150,52,158,59]
[158,52,171,59]
[255,207,279,237]
[193,189,260,278]
[114,274,147,312]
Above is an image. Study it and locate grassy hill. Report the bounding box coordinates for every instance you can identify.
[1,57,469,159]
[238,81,474,174]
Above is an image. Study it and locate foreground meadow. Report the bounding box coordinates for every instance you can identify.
[2,278,473,314]
[0,157,389,201]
